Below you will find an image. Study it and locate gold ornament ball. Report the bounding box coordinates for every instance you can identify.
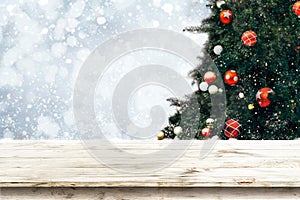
[248,104,255,110]
[157,131,164,140]
[208,85,218,94]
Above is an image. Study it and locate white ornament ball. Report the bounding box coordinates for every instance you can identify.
[199,82,209,91]
[206,118,215,126]
[216,0,226,8]
[208,85,218,94]
[174,126,183,135]
[213,45,223,55]
[239,92,245,99]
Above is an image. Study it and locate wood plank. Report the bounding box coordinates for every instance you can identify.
[1,187,300,200]
[1,140,300,187]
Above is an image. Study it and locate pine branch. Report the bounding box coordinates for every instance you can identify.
[183,26,202,33]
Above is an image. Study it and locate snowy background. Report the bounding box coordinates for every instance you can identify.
[0,0,209,140]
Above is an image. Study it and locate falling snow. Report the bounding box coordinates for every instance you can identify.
[0,0,209,140]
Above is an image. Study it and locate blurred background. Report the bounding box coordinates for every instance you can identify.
[0,0,209,139]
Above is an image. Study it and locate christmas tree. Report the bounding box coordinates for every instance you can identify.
[159,0,300,140]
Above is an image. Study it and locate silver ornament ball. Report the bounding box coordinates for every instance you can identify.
[213,45,223,55]
[199,82,209,91]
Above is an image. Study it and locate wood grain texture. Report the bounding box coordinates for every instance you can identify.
[1,187,300,200]
[1,140,300,187]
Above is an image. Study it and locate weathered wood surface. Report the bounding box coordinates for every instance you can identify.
[1,187,300,200]
[1,140,300,187]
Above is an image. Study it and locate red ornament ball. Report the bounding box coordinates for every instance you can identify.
[220,10,233,24]
[224,70,238,86]
[256,88,275,108]
[293,1,300,16]
[224,119,241,138]
[201,128,211,137]
[242,30,257,46]
[204,71,217,84]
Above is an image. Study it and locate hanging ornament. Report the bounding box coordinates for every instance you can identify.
[248,104,255,110]
[224,119,241,138]
[216,0,226,8]
[293,1,300,16]
[256,88,275,108]
[224,70,238,86]
[296,46,300,53]
[242,30,257,46]
[201,128,211,137]
[206,118,215,127]
[199,82,209,91]
[204,71,217,84]
[238,92,245,99]
[157,131,165,140]
[213,45,223,55]
[208,85,218,94]
[220,10,233,24]
[174,126,183,136]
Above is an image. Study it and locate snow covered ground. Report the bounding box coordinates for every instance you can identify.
[0,0,209,140]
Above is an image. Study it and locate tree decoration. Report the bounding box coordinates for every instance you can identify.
[220,10,233,24]
[201,127,211,137]
[248,104,255,110]
[256,88,275,108]
[224,70,238,86]
[238,92,245,99]
[174,126,183,135]
[161,0,299,140]
[162,126,176,139]
[224,119,241,138]
[242,30,257,46]
[206,118,215,127]
[293,1,300,16]
[204,71,217,84]
[157,131,164,140]
[213,45,223,55]
[216,0,226,8]
[208,85,218,94]
[199,82,209,91]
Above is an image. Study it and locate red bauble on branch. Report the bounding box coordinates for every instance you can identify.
[242,30,257,46]
[204,71,217,84]
[256,88,275,107]
[293,1,300,16]
[224,119,241,138]
[201,128,211,137]
[220,10,233,24]
[224,70,238,86]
